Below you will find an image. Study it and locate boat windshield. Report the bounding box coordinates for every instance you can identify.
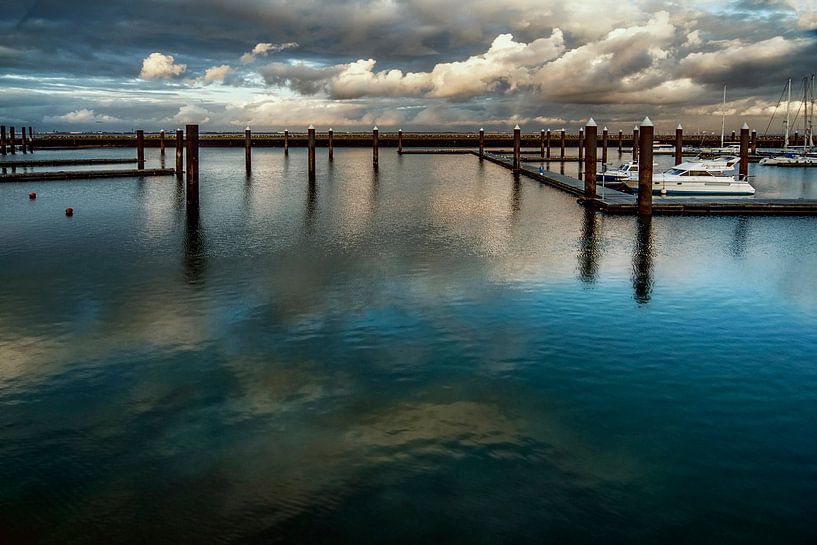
[665,168,684,175]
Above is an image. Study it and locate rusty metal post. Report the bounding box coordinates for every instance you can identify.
[751,129,757,155]
[739,123,750,180]
[308,125,316,180]
[398,129,403,154]
[584,119,597,199]
[601,126,608,166]
[675,124,683,166]
[244,127,252,175]
[540,129,545,158]
[560,128,565,159]
[633,126,639,163]
[638,117,654,216]
[0,125,5,155]
[328,128,334,161]
[185,124,199,208]
[175,128,183,179]
[160,129,166,156]
[372,126,379,168]
[479,128,485,157]
[578,128,584,161]
[27,126,34,152]
[136,129,145,169]
[9,127,15,154]
[546,128,551,158]
[284,129,289,155]
[513,125,521,173]
[20,127,28,154]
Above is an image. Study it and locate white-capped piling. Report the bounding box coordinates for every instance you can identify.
[540,129,545,158]
[185,124,199,208]
[0,125,6,155]
[584,118,597,199]
[28,126,34,152]
[632,126,639,163]
[284,129,289,155]
[546,128,551,158]
[245,127,252,175]
[175,128,183,179]
[479,128,485,157]
[638,117,654,216]
[618,129,623,152]
[560,128,565,159]
[751,129,757,155]
[675,124,683,166]
[372,126,379,168]
[136,130,145,169]
[308,124,316,180]
[578,128,584,161]
[739,123,750,180]
[160,129,166,156]
[513,125,521,173]
[398,129,403,154]
[602,126,608,166]
[328,128,334,161]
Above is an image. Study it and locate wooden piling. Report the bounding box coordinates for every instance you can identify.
[540,129,545,158]
[479,128,485,157]
[578,128,584,161]
[794,130,799,147]
[638,117,654,216]
[0,126,5,155]
[372,126,379,168]
[21,127,27,154]
[160,129,166,156]
[284,129,289,155]
[602,127,608,166]
[9,127,15,154]
[27,126,34,152]
[175,129,183,179]
[618,129,623,153]
[751,129,757,155]
[731,130,736,142]
[328,128,334,161]
[560,128,565,159]
[739,123,750,180]
[546,129,551,158]
[244,127,252,175]
[185,124,199,208]
[307,125,316,180]
[675,124,683,166]
[584,119,597,199]
[136,130,145,169]
[633,127,639,163]
[398,129,403,154]
[513,125,521,173]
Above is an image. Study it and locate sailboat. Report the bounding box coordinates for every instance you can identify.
[701,85,741,154]
[759,75,817,166]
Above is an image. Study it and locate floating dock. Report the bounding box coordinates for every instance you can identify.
[0,168,175,182]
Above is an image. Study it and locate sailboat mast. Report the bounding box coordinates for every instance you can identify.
[784,77,791,150]
[720,84,726,148]
[809,74,815,151]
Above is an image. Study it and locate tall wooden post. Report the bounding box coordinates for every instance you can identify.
[9,127,15,154]
[584,118,597,199]
[540,129,545,158]
[513,125,521,173]
[328,128,334,161]
[185,124,199,208]
[307,125,316,180]
[618,129,623,152]
[739,123,750,180]
[794,130,799,147]
[398,129,403,154]
[751,129,757,155]
[633,126,639,163]
[244,127,252,175]
[160,129,166,156]
[479,128,485,157]
[175,129,183,179]
[578,128,584,161]
[546,129,551,158]
[284,129,289,155]
[638,117,654,216]
[0,125,5,155]
[675,124,683,166]
[731,129,736,142]
[602,126,608,165]
[136,129,145,169]
[27,126,34,152]
[20,127,28,154]
[372,126,379,168]
[560,128,565,159]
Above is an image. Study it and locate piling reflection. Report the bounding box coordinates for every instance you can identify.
[183,210,206,286]
[731,216,749,258]
[632,216,654,304]
[511,174,521,219]
[305,178,318,233]
[578,207,601,283]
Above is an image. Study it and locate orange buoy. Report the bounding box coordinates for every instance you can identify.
[28,192,36,199]
[65,207,74,216]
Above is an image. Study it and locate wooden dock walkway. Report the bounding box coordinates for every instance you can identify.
[0,168,175,182]
[0,158,138,168]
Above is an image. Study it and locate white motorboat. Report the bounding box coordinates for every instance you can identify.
[596,161,639,187]
[759,154,817,167]
[622,159,755,195]
[653,143,676,154]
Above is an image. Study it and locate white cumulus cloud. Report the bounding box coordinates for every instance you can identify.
[240,42,298,64]
[44,109,120,123]
[201,64,232,83]
[139,52,187,80]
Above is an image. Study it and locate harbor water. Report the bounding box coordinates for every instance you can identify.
[1,147,816,544]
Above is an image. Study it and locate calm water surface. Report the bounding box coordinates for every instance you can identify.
[1,148,817,544]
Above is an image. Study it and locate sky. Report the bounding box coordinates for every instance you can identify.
[0,0,815,133]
